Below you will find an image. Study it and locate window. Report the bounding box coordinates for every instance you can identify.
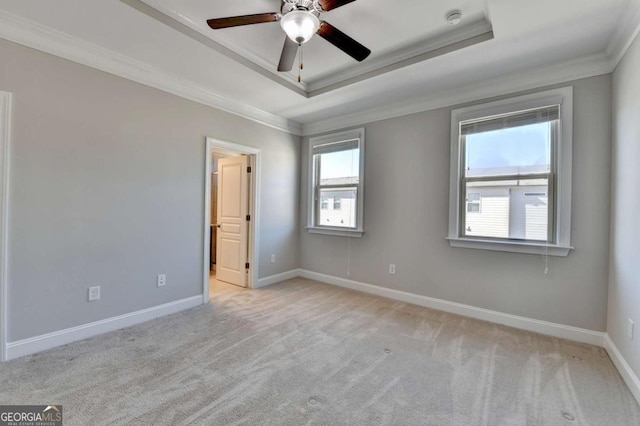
[333,196,341,210]
[448,88,573,256]
[308,128,365,237]
[321,196,328,210]
[466,193,481,213]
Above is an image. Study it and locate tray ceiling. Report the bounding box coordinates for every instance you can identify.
[135,0,493,97]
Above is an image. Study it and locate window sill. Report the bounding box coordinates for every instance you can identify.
[447,237,573,257]
[307,227,364,238]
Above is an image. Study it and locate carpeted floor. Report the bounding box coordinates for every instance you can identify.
[1,278,639,425]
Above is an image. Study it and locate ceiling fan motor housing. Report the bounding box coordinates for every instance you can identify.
[282,0,323,14]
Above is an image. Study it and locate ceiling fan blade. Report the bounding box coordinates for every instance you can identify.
[207,13,279,29]
[317,21,371,62]
[278,37,299,72]
[317,0,357,12]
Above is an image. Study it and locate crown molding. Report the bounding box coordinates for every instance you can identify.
[0,10,303,136]
[306,20,493,94]
[301,52,614,136]
[606,0,640,68]
[308,29,494,97]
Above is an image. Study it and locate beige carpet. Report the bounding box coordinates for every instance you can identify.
[1,278,639,425]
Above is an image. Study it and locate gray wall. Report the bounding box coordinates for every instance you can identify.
[609,33,640,377]
[0,34,618,345]
[300,75,612,331]
[0,39,300,341]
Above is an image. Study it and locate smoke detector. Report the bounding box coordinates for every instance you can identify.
[446,10,463,25]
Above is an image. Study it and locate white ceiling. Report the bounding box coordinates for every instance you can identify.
[0,0,636,134]
[139,0,491,91]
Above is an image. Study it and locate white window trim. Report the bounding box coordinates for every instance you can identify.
[447,87,574,257]
[307,128,365,238]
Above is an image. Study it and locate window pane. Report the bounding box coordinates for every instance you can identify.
[318,188,357,228]
[464,180,549,241]
[465,122,552,177]
[319,148,359,183]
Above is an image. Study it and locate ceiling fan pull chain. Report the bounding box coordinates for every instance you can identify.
[298,43,304,83]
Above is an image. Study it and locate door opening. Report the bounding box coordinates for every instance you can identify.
[209,150,240,278]
[203,138,261,303]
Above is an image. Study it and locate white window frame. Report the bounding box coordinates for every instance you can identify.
[447,87,574,256]
[307,128,365,237]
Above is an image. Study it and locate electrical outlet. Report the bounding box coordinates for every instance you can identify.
[157,274,166,287]
[88,286,100,302]
[389,264,396,275]
[628,319,635,340]
[270,254,276,264]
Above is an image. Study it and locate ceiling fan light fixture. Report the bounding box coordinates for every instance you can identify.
[280,10,320,44]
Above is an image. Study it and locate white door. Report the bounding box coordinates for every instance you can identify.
[216,156,249,287]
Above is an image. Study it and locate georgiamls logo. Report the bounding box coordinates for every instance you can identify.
[0,404,63,425]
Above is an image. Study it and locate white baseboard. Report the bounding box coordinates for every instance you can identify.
[255,269,300,289]
[298,269,605,347]
[604,334,640,405]
[6,296,202,360]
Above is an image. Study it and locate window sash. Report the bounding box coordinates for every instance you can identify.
[314,184,359,229]
[313,147,360,229]
[459,173,555,243]
[458,120,558,243]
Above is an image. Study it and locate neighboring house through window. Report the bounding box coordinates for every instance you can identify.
[448,87,574,256]
[308,128,365,237]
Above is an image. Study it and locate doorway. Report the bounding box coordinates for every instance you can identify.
[203,138,261,303]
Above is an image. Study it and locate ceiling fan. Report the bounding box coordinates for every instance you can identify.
[207,0,371,75]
